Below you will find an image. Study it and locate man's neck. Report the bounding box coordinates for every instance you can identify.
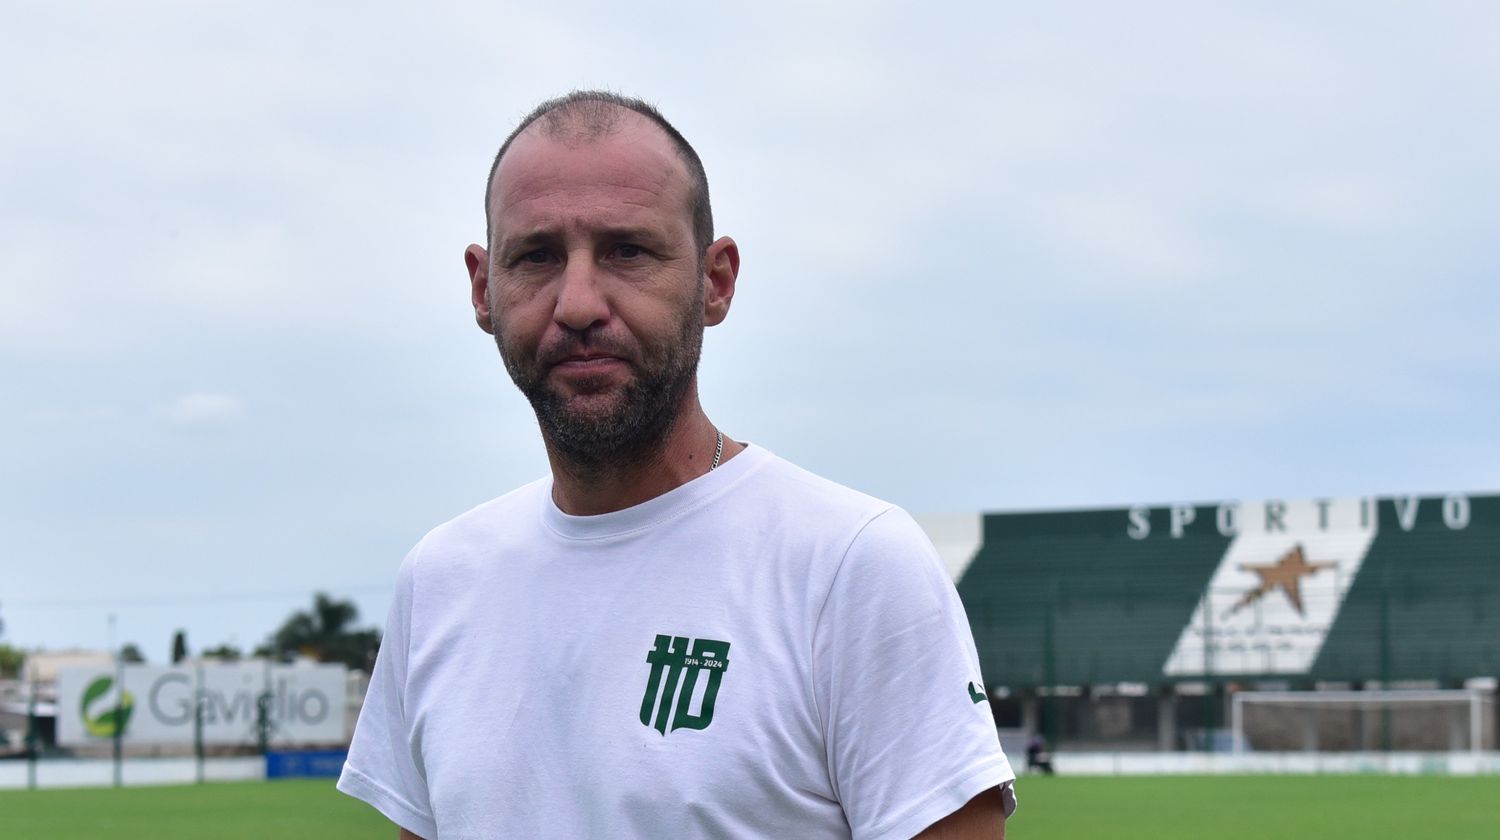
[545,401,742,516]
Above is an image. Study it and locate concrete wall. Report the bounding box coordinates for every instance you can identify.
[0,756,263,790]
[1031,750,1500,776]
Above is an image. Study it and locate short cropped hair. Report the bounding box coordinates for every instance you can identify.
[484,91,714,255]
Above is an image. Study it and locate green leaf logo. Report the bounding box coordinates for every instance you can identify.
[81,676,134,739]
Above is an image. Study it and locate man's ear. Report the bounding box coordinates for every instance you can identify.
[702,236,739,327]
[465,244,494,335]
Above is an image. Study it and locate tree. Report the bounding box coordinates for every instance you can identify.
[264,592,381,672]
[0,643,24,679]
[120,643,146,663]
[201,643,242,661]
[171,629,188,664]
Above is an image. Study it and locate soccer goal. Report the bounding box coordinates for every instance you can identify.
[1230,689,1493,754]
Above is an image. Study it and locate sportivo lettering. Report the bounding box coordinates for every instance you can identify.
[1127,495,1471,540]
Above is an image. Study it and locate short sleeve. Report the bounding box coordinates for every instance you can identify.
[813,508,1017,840]
[337,551,439,840]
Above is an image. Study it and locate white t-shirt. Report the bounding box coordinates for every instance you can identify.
[338,445,1015,839]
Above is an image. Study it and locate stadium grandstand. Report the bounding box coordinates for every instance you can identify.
[923,491,1499,765]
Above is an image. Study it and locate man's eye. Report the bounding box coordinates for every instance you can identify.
[521,250,551,265]
[614,244,643,259]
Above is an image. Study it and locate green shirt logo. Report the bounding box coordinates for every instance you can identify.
[640,634,731,735]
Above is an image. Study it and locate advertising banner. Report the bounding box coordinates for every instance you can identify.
[265,749,349,779]
[56,663,347,747]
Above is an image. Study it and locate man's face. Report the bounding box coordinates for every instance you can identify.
[471,118,707,465]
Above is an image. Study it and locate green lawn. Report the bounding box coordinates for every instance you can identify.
[1,775,1498,838]
[1009,774,1500,839]
[0,779,390,839]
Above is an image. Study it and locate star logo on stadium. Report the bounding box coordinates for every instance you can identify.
[1224,544,1336,618]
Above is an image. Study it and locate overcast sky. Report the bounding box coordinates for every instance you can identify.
[3,1,1496,657]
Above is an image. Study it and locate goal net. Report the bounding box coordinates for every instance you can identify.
[1231,689,1494,753]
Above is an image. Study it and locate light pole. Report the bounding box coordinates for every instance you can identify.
[109,613,122,787]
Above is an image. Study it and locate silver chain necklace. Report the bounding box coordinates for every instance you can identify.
[710,430,724,470]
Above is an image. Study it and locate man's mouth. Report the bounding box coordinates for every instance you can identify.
[551,354,627,373]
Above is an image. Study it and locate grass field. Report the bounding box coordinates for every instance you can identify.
[0,779,389,839]
[2,775,1498,838]
[1014,775,1500,838]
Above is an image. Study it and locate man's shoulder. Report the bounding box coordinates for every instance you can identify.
[406,477,550,562]
[742,449,950,581]
[739,447,913,536]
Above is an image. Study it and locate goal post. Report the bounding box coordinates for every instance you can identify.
[1231,689,1492,754]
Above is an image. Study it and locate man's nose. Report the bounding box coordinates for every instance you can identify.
[553,252,610,331]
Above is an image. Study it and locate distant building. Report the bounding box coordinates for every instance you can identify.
[24,650,114,686]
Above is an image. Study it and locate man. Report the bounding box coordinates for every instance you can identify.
[1026,733,1055,775]
[338,91,1016,839]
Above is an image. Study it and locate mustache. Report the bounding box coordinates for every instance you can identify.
[536,332,637,367]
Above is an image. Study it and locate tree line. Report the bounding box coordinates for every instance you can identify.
[0,592,381,678]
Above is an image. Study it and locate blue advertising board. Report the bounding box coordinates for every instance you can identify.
[265,749,348,779]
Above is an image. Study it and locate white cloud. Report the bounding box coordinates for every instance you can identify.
[1034,191,1211,281]
[1259,173,1403,232]
[159,392,246,427]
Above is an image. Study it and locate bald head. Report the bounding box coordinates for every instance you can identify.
[484,91,714,256]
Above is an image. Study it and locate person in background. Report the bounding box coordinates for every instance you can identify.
[1026,733,1055,775]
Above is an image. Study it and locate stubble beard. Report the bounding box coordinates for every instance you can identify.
[495,303,704,475]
